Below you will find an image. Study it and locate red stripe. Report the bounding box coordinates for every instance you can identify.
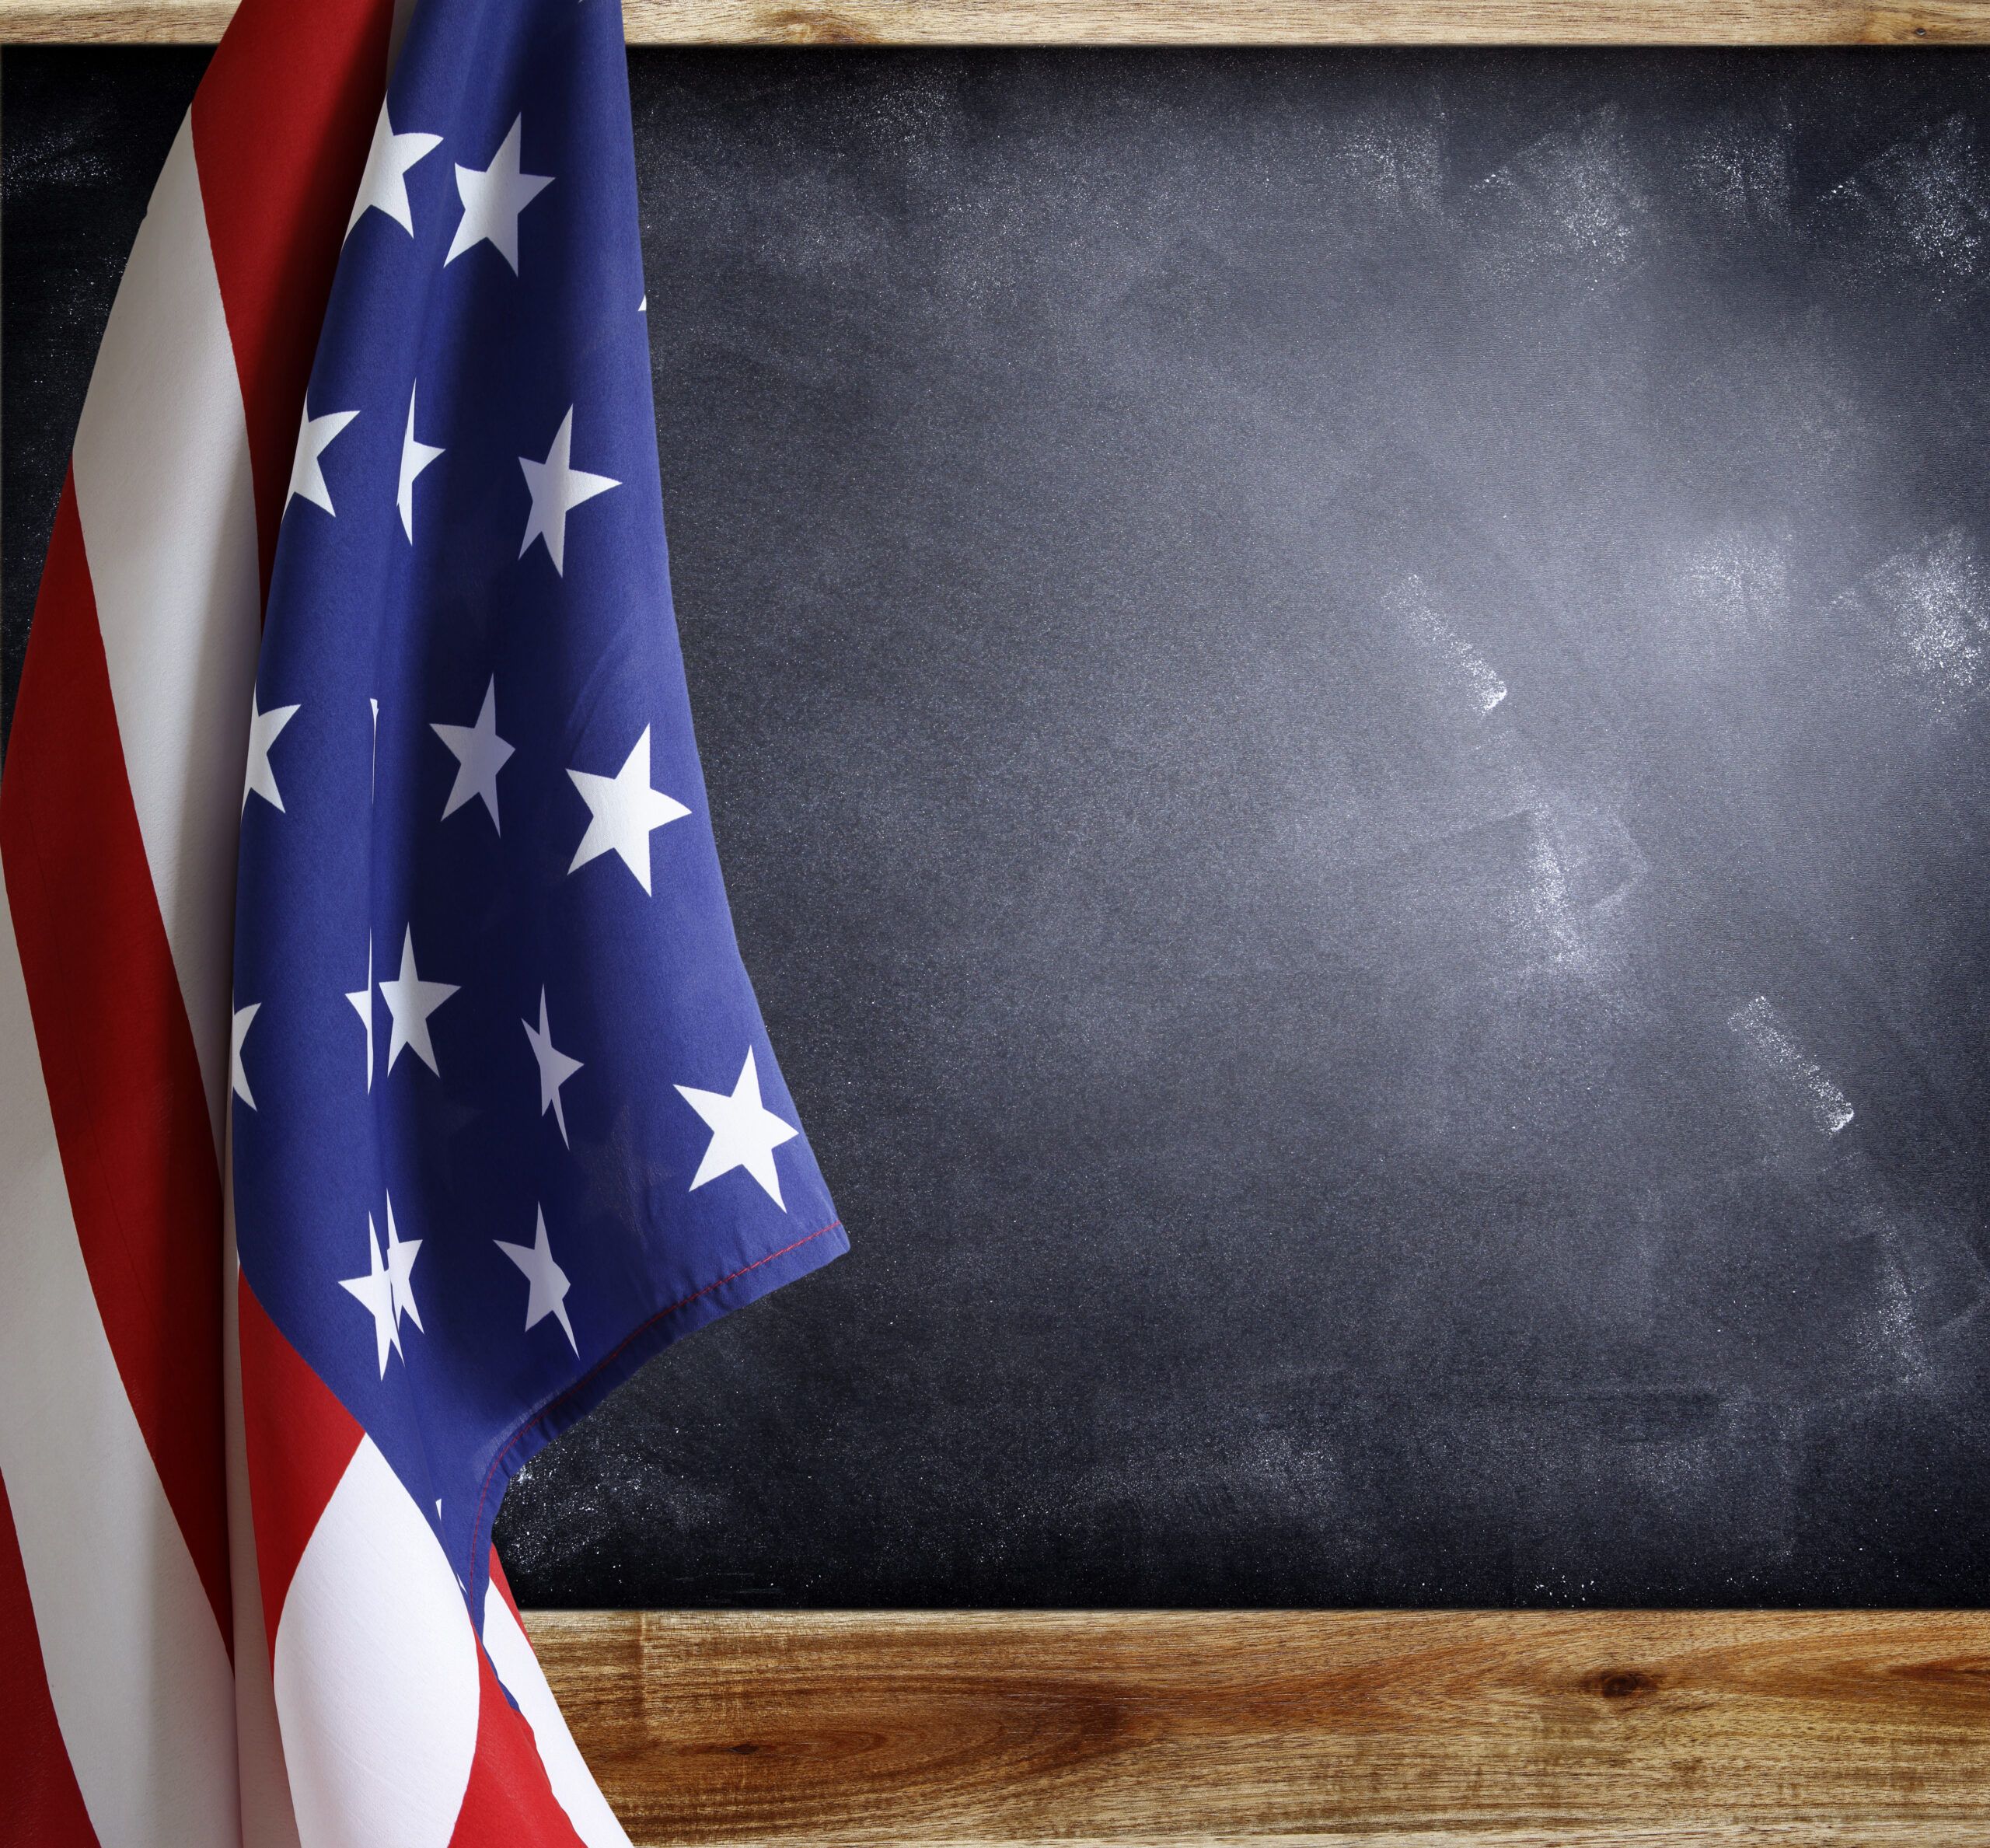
[449,1626,590,1848]
[0,478,232,1649]
[0,1471,101,1848]
[237,1276,364,1654]
[191,0,396,594]
[489,1544,523,1617]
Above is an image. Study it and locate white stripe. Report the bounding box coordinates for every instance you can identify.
[225,1129,305,1848]
[70,113,264,1147]
[271,1438,480,1848]
[484,1595,633,1848]
[0,902,239,1848]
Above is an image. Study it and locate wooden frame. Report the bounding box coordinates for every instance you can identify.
[527,1610,1990,1844]
[0,0,1988,45]
[6,2,1988,1842]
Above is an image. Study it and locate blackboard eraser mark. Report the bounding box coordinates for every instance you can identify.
[1321,803,1641,983]
[1829,529,1990,725]
[1727,994,1855,1137]
[1386,573,1509,717]
[1809,121,1990,295]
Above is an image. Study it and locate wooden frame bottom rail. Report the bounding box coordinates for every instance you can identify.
[524,1609,1990,1846]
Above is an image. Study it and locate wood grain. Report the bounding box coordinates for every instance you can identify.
[3,0,1990,44]
[523,1609,1990,1846]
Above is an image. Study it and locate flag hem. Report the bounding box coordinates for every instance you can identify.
[464,1217,848,1597]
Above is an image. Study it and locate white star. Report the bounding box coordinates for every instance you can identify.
[242,689,300,813]
[522,987,584,1147]
[231,1001,260,1110]
[397,382,445,542]
[567,726,689,893]
[518,407,618,575]
[345,938,374,1091]
[445,116,551,272]
[286,402,359,517]
[382,1193,423,1336]
[431,677,513,830]
[379,927,458,1078]
[495,1207,576,1352]
[347,101,442,239]
[340,1214,401,1378]
[676,1047,799,1209]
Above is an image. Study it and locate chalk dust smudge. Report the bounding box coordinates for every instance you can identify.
[1465,108,1653,292]
[1330,112,1446,219]
[1682,122,1793,229]
[1679,529,1789,637]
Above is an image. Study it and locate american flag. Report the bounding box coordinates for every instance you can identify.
[0,0,846,1841]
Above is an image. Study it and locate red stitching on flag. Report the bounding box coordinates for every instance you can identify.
[466,1220,844,1588]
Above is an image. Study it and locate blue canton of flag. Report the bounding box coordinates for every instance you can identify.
[230,0,847,1623]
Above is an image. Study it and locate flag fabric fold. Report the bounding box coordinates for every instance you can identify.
[0,0,845,1839]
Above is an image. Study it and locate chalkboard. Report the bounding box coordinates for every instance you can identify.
[9,45,1990,1609]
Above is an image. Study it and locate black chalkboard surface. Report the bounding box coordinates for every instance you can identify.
[9,47,1990,1609]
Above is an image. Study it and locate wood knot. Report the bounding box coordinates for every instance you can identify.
[758,8,882,43]
[1589,1668,1660,1702]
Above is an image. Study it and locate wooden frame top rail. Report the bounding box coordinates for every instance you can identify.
[3,0,1989,45]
